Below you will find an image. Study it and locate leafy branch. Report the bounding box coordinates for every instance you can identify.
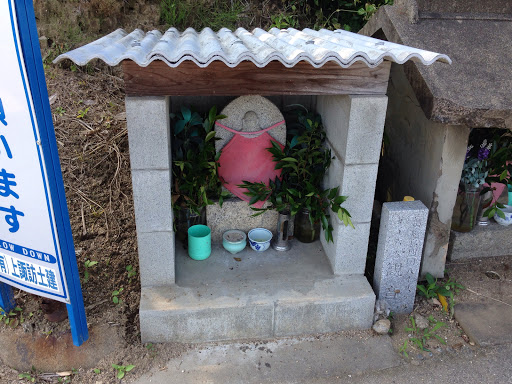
[240,108,353,242]
[171,106,229,216]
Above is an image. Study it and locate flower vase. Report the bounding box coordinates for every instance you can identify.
[477,190,493,226]
[272,210,291,251]
[451,185,481,232]
[294,208,320,243]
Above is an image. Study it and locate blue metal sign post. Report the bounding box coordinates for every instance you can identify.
[0,0,88,346]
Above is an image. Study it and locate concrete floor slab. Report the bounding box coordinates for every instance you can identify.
[140,240,375,343]
[454,302,512,346]
[175,240,334,286]
[134,333,400,384]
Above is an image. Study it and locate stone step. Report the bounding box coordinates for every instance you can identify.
[140,241,375,343]
[449,220,512,260]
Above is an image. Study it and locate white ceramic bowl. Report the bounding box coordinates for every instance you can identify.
[494,205,512,226]
[248,228,273,252]
[222,230,247,254]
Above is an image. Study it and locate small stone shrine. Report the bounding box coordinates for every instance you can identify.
[373,201,429,313]
[55,27,449,343]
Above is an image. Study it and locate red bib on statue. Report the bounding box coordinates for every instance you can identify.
[216,121,285,208]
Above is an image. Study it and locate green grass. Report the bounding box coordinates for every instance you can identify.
[160,0,244,31]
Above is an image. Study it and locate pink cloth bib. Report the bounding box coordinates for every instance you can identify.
[216,121,285,208]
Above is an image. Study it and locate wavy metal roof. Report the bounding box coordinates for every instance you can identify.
[54,27,451,68]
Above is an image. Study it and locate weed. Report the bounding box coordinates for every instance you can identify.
[112,287,123,304]
[112,363,135,379]
[417,273,465,315]
[160,0,188,28]
[399,339,408,357]
[55,106,65,116]
[403,315,446,354]
[42,329,53,338]
[83,260,99,283]
[146,342,158,357]
[57,375,72,383]
[77,107,90,119]
[19,366,38,382]
[312,0,393,31]
[93,368,101,374]
[270,14,299,29]
[160,0,243,31]
[126,265,136,280]
[0,306,24,327]
[416,273,438,299]
[18,372,36,382]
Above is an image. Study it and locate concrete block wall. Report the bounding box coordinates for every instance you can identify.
[317,95,388,275]
[383,63,470,278]
[126,96,175,286]
[127,94,388,285]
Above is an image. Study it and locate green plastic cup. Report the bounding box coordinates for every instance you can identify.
[188,225,211,260]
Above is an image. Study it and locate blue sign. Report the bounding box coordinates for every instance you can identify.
[0,0,88,346]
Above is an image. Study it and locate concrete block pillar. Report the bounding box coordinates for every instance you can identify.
[126,96,175,286]
[317,95,388,274]
[421,124,469,277]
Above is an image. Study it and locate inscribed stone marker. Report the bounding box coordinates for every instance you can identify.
[373,201,428,314]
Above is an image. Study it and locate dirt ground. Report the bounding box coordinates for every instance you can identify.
[389,255,512,360]
[0,64,511,384]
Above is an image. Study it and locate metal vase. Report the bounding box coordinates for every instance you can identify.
[272,211,291,251]
[477,190,493,226]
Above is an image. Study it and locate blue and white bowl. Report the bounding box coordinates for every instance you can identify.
[248,228,273,252]
[494,205,512,226]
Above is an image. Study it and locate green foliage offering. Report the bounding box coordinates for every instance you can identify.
[160,0,243,31]
[482,130,512,219]
[83,259,99,283]
[112,364,135,380]
[171,106,229,217]
[240,108,353,242]
[403,315,446,354]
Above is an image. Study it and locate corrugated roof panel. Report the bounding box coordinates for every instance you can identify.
[54,27,451,68]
